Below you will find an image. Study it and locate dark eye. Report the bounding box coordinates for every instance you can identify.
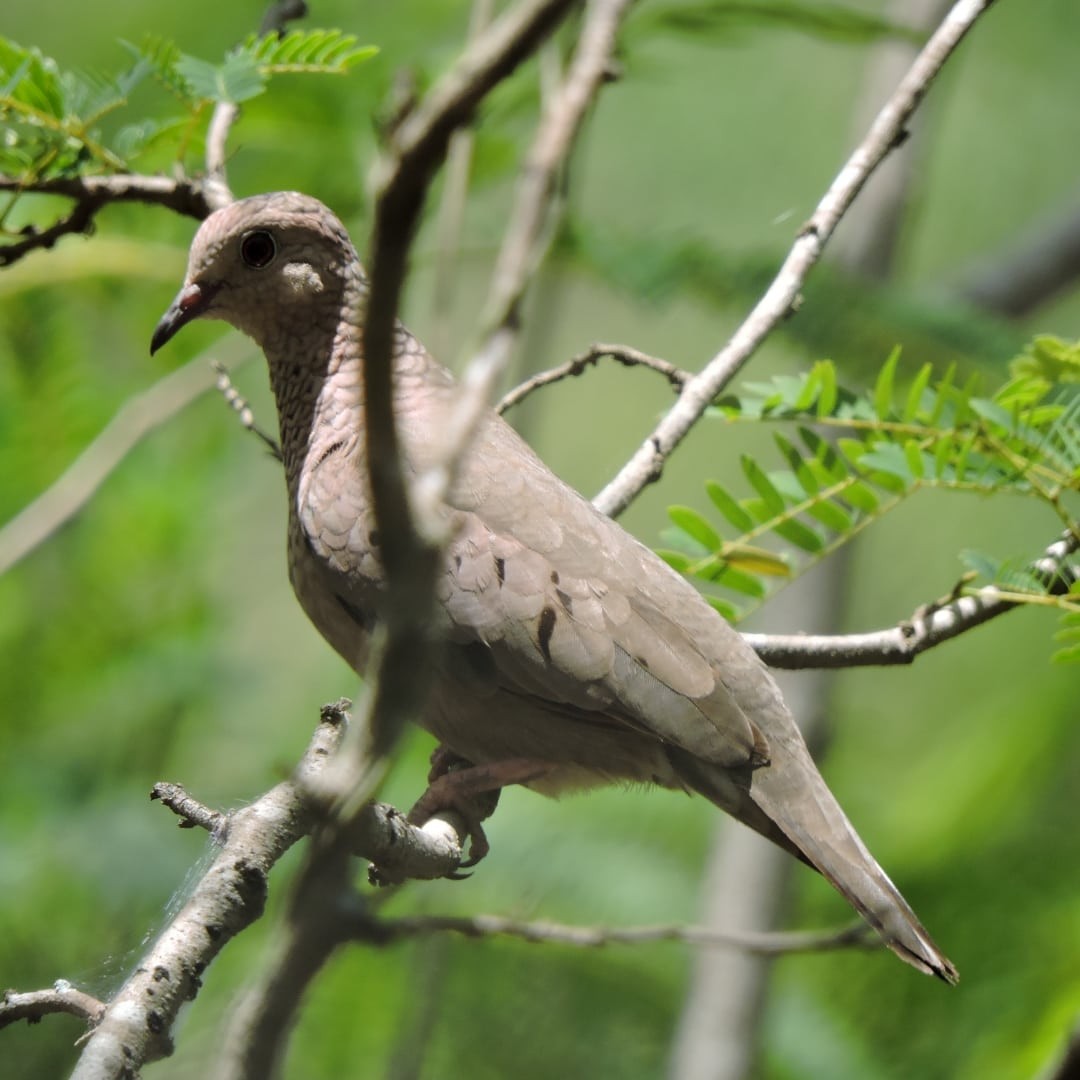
[240,230,277,269]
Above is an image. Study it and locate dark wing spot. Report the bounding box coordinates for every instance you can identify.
[454,553,462,569]
[316,440,345,467]
[550,570,560,585]
[555,588,573,615]
[537,606,557,662]
[636,654,649,670]
[494,556,506,585]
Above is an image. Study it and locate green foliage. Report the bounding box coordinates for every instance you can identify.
[0,30,376,180]
[661,341,1080,635]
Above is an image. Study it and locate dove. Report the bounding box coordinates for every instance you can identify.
[151,191,956,983]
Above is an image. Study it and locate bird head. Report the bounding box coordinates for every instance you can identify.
[150,191,359,355]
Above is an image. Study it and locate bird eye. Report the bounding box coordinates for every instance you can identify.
[240,230,277,269]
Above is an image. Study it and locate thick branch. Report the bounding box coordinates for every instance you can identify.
[593,0,995,519]
[68,708,348,1080]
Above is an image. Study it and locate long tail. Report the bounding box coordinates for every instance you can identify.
[667,744,958,984]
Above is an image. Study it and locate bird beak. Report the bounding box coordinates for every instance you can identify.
[150,281,219,355]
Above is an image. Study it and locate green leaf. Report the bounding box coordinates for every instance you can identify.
[774,433,819,495]
[816,359,838,417]
[805,498,852,532]
[175,51,266,105]
[959,548,1001,580]
[725,546,791,577]
[873,346,900,419]
[668,505,722,551]
[241,29,378,75]
[741,456,785,514]
[656,549,693,573]
[903,362,933,422]
[860,443,913,484]
[903,439,926,480]
[705,481,754,531]
[772,518,824,552]
[713,564,766,598]
[798,427,847,482]
[841,481,879,513]
[706,595,742,623]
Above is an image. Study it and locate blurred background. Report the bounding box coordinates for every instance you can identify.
[1,1,1078,1077]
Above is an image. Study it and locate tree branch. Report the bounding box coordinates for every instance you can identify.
[745,529,1079,669]
[593,0,995,520]
[351,911,875,956]
[0,341,250,578]
[497,341,688,413]
[0,985,105,1033]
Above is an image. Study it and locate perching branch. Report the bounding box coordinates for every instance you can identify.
[593,0,996,520]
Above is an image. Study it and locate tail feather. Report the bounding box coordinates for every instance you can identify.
[666,744,958,984]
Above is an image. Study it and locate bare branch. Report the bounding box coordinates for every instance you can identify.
[352,911,876,956]
[211,361,283,461]
[68,708,348,1080]
[151,781,228,834]
[593,0,996,519]
[0,985,105,1033]
[0,193,107,267]
[0,342,250,578]
[745,530,1079,669]
[497,341,688,414]
[0,173,221,237]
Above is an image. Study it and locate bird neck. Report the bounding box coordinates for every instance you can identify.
[264,273,368,499]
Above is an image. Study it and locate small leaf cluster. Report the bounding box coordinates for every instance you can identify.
[660,339,1080,635]
[0,30,377,181]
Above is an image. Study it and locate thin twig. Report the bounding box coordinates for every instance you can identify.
[211,361,283,461]
[593,0,996,520]
[351,912,876,956]
[151,781,228,834]
[745,529,1079,669]
[0,342,250,578]
[0,985,106,1032]
[497,341,688,413]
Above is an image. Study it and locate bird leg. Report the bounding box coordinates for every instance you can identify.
[409,747,554,869]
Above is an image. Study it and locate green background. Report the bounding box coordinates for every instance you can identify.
[1,1,1078,1077]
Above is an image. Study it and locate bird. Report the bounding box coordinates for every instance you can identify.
[151,191,957,983]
